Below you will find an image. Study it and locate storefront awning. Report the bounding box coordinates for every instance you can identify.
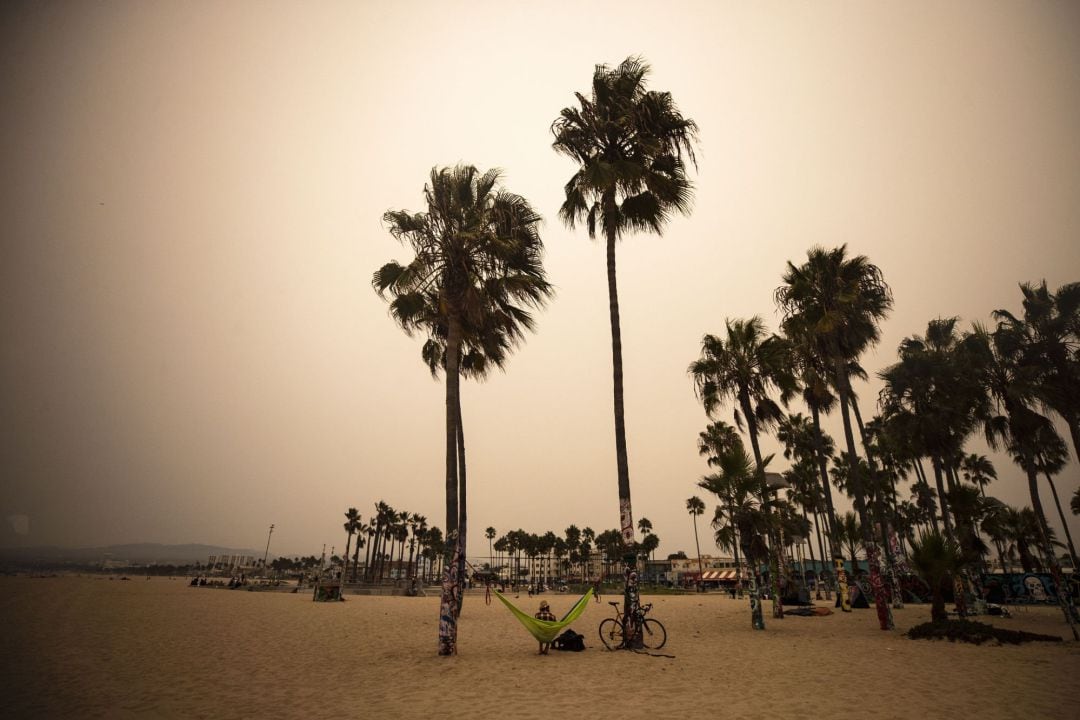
[701,570,738,581]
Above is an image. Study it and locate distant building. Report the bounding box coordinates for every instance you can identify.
[669,554,739,585]
[207,554,256,573]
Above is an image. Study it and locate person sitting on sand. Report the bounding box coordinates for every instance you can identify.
[535,600,556,654]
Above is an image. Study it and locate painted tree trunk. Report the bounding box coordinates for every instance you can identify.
[437,316,463,656]
[835,558,851,612]
[437,532,464,655]
[455,400,467,616]
[744,542,765,629]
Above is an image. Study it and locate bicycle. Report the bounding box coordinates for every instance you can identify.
[598,601,667,650]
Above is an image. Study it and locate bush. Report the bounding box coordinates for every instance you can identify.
[906,619,1061,645]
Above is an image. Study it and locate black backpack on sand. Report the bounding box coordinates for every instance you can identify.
[552,629,585,651]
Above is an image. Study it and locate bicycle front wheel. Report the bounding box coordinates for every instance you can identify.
[641,618,667,649]
[598,618,623,650]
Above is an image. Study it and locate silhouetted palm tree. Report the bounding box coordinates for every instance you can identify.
[776,245,895,630]
[342,508,360,584]
[374,165,552,655]
[976,321,1078,638]
[689,316,796,618]
[553,57,698,629]
[686,497,705,589]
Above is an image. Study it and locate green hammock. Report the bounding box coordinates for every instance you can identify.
[492,588,594,644]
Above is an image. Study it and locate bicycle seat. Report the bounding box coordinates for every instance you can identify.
[608,601,620,607]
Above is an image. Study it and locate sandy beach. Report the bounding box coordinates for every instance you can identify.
[3,576,1078,719]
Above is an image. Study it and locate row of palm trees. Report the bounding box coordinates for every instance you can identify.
[484,522,661,586]
[340,503,446,585]
[375,56,699,654]
[687,255,1078,637]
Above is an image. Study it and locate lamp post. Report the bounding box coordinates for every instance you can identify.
[262,524,275,576]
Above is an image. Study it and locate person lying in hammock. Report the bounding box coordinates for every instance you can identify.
[535,600,556,654]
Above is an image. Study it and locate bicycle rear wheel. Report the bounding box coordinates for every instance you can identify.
[641,618,667,649]
[598,618,623,650]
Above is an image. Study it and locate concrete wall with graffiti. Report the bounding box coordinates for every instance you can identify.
[982,573,1062,603]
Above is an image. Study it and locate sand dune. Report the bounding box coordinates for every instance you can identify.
[4,576,1078,719]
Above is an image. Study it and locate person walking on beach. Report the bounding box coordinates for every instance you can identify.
[535,600,556,654]
[593,577,601,602]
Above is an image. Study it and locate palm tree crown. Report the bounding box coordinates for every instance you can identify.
[552,56,698,241]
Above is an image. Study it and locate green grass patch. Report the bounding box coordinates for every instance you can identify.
[906,619,1062,645]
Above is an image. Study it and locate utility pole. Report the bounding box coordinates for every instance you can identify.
[262,524,275,575]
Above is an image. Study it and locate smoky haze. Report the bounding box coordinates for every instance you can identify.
[2,1,1079,559]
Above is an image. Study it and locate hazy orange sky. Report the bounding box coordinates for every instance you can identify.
[2,1,1079,560]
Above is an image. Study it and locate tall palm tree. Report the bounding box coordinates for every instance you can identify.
[783,318,842,564]
[776,245,895,630]
[374,165,552,655]
[976,321,1078,638]
[553,57,698,632]
[698,438,764,626]
[879,319,988,541]
[485,527,496,575]
[342,508,360,586]
[689,316,796,618]
[350,521,368,582]
[686,497,705,590]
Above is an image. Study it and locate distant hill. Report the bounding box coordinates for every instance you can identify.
[0,543,264,564]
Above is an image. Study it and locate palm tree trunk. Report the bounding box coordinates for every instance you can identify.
[438,315,464,656]
[835,366,892,630]
[691,514,703,590]
[741,393,783,620]
[1040,463,1078,569]
[342,534,352,588]
[810,405,840,563]
[455,397,468,615]
[351,538,361,582]
[851,399,903,609]
[1065,416,1080,468]
[931,456,955,541]
[604,206,639,646]
[363,532,373,583]
[1025,465,1079,640]
[813,510,829,598]
[731,499,744,596]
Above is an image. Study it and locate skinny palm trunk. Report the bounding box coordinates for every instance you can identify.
[1025,466,1079,640]
[730,497,743,595]
[456,399,468,615]
[931,456,955,541]
[1041,469,1078,569]
[851,400,903,609]
[1066,417,1080,469]
[438,316,463,656]
[810,406,840,595]
[604,208,639,646]
[691,514,703,589]
[741,393,783,620]
[342,534,352,589]
[836,366,892,630]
